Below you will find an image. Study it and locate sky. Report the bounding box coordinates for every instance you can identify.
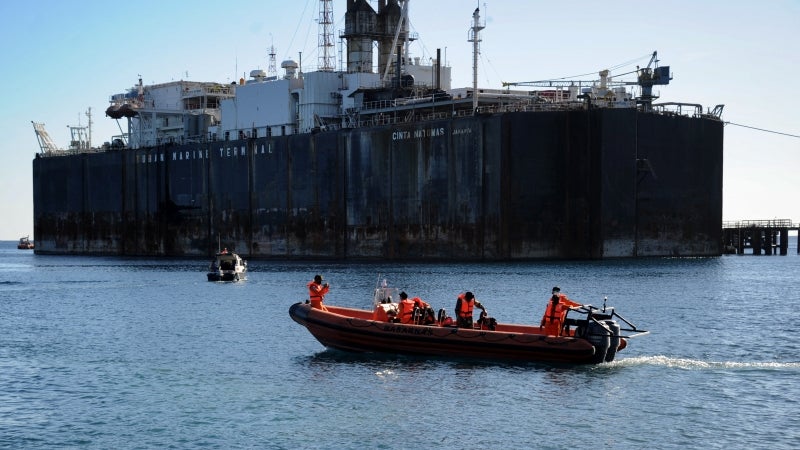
[1,0,798,240]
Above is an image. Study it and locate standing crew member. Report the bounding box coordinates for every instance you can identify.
[454,291,486,328]
[540,286,581,336]
[307,274,330,310]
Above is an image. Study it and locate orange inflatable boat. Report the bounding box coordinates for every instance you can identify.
[290,282,648,364]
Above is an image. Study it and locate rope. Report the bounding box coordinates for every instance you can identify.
[725,121,800,139]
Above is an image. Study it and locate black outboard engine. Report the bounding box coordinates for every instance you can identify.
[604,320,621,362]
[586,320,612,364]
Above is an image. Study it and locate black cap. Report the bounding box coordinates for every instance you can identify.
[465,291,474,300]
[552,286,561,294]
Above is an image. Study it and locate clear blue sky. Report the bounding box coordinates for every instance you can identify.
[1,0,798,239]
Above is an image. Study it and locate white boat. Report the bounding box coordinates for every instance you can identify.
[17,236,34,249]
[206,251,247,282]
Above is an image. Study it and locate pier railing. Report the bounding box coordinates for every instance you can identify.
[723,219,796,229]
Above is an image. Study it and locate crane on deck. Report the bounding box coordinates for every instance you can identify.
[502,51,671,109]
[31,121,62,154]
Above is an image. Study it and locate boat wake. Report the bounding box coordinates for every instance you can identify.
[613,355,800,371]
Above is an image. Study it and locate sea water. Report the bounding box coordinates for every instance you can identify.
[1,240,798,449]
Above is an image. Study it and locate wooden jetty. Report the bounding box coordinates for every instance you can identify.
[722,220,799,255]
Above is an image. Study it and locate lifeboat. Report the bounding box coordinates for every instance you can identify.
[289,282,648,364]
[118,103,138,118]
[105,105,123,119]
[106,103,138,119]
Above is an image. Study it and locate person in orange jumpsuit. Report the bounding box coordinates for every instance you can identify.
[397,291,437,325]
[397,292,416,323]
[540,286,581,336]
[454,291,486,328]
[413,296,437,325]
[307,274,330,310]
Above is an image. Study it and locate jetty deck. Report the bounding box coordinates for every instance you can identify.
[722,220,799,255]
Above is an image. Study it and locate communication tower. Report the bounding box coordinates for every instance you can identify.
[268,45,277,78]
[318,0,335,71]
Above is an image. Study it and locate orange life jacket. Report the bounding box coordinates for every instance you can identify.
[541,294,579,336]
[307,281,329,309]
[398,299,416,323]
[457,293,474,319]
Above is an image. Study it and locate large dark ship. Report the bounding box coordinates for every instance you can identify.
[31,0,724,259]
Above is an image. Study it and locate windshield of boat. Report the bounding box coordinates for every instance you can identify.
[373,286,400,306]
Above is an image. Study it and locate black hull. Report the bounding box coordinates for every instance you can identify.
[32,109,723,259]
[207,274,242,282]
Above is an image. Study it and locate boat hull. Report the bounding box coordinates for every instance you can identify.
[32,110,723,259]
[289,303,619,364]
[206,272,243,282]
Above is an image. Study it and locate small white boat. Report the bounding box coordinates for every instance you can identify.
[17,236,34,250]
[206,251,247,282]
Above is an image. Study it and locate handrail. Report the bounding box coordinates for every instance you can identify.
[723,219,796,228]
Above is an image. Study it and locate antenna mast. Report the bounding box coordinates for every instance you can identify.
[318,0,335,71]
[268,45,277,78]
[468,7,485,113]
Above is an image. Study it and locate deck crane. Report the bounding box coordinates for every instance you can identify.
[502,51,671,110]
[31,121,62,154]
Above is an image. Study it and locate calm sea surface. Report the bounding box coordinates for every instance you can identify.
[1,240,798,449]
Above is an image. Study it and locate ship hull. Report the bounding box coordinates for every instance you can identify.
[32,109,723,259]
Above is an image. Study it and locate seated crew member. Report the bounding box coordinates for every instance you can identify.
[454,291,486,329]
[540,286,581,336]
[397,292,416,323]
[409,294,437,325]
[307,274,330,310]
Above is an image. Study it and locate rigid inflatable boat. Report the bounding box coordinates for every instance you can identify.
[289,282,648,364]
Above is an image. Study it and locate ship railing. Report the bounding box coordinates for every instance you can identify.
[723,219,794,229]
[474,102,587,115]
[36,146,109,158]
[651,102,718,119]
[182,84,235,98]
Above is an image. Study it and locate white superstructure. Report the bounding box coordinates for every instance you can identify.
[99,0,685,151]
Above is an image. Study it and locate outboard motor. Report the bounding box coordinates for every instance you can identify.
[604,320,622,362]
[586,320,612,364]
